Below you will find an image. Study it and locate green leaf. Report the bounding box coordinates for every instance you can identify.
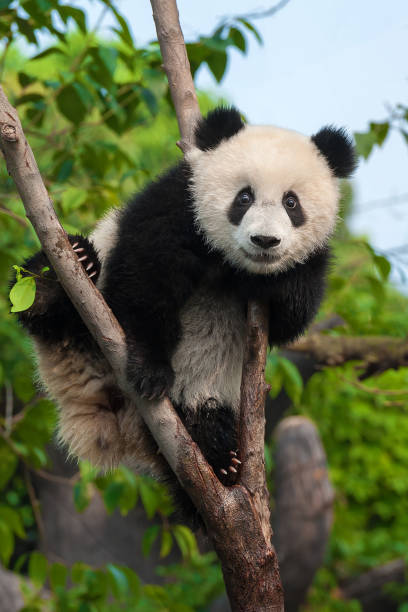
[16,17,38,44]
[49,562,67,591]
[56,83,90,123]
[89,47,118,89]
[122,567,141,600]
[139,480,158,519]
[17,72,36,88]
[106,563,129,599]
[28,551,48,588]
[73,480,91,512]
[0,445,18,490]
[354,131,376,159]
[280,358,303,404]
[57,6,87,33]
[142,525,160,557]
[103,482,125,514]
[0,520,14,564]
[55,158,74,182]
[172,525,198,559]
[110,8,133,47]
[71,562,88,583]
[236,18,263,44]
[373,254,391,281]
[229,27,246,52]
[9,277,36,313]
[0,505,26,538]
[160,529,173,558]
[140,88,158,116]
[265,354,283,398]
[369,121,390,146]
[206,51,228,83]
[15,93,45,106]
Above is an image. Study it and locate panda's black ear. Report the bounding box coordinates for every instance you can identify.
[311,126,357,178]
[195,107,245,151]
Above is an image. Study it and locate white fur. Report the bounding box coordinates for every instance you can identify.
[89,208,121,289]
[170,284,246,411]
[187,124,340,274]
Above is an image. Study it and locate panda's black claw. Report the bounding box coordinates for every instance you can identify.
[74,247,85,253]
[231,457,241,466]
[86,262,94,271]
[229,466,237,474]
[229,450,237,457]
[88,271,97,279]
[220,469,228,476]
[72,242,79,249]
[77,255,88,263]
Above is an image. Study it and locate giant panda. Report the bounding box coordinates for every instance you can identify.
[16,107,356,522]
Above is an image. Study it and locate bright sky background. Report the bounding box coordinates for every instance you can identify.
[47,1,408,282]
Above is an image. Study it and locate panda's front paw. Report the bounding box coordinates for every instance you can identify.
[70,235,100,283]
[128,358,174,400]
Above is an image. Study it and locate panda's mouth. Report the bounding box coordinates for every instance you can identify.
[240,248,280,264]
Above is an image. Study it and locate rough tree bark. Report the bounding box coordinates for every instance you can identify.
[0,1,284,609]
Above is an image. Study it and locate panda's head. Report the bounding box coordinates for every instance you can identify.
[187,107,356,275]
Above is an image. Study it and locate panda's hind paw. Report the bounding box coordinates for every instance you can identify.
[219,450,241,484]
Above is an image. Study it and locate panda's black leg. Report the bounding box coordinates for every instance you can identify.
[15,235,101,341]
[177,399,240,485]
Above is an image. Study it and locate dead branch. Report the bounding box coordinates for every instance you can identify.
[287,333,408,379]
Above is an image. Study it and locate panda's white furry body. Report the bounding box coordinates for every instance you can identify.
[18,107,356,522]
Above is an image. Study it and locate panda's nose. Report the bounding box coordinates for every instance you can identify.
[250,235,281,249]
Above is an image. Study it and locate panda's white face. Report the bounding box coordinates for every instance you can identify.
[187,125,340,274]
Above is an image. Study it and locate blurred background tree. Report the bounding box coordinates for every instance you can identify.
[1,1,408,611]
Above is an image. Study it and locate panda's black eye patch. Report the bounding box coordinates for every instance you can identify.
[282,191,306,227]
[228,186,255,225]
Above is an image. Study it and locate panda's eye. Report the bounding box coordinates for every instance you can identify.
[283,192,298,209]
[237,188,254,205]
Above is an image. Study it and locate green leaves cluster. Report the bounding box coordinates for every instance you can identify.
[15,548,223,611]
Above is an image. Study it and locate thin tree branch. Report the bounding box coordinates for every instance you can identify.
[150,0,201,153]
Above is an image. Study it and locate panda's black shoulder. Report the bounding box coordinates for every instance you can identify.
[195,107,245,151]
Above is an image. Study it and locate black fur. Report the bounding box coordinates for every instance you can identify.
[195,106,244,151]
[228,186,255,226]
[311,126,357,178]
[15,235,100,345]
[283,191,306,228]
[176,399,238,484]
